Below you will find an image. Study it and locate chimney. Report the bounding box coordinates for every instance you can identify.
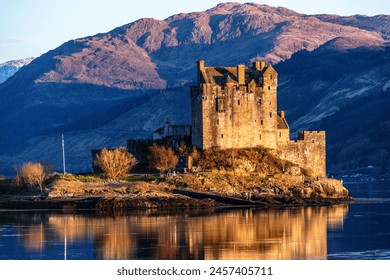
[253,61,266,71]
[197,60,205,85]
[237,64,245,85]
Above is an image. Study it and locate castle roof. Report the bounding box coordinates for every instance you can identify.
[153,124,191,137]
[201,64,273,86]
[277,115,289,130]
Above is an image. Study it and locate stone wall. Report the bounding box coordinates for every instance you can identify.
[127,139,157,167]
[276,131,326,177]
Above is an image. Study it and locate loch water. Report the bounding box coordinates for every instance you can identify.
[0,182,389,260]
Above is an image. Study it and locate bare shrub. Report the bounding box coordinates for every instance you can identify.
[17,162,46,192]
[147,143,178,174]
[94,147,137,179]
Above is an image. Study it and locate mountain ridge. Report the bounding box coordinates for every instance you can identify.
[0,2,389,177]
[2,2,385,91]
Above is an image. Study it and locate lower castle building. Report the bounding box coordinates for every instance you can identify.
[190,60,326,177]
[126,119,191,168]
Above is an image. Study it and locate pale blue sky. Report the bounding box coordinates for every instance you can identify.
[1,0,389,62]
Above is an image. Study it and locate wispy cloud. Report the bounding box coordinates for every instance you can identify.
[0,36,43,46]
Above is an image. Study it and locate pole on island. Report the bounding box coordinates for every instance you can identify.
[62,134,66,174]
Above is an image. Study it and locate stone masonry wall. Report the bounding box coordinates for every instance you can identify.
[276,131,326,177]
[191,63,279,150]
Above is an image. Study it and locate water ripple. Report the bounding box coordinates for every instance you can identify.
[328,249,390,260]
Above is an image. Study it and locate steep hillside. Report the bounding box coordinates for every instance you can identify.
[0,87,190,176]
[315,14,390,40]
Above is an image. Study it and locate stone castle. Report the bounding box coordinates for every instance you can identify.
[190,60,326,177]
[107,60,325,177]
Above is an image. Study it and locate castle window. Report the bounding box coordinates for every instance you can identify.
[259,134,262,140]
[237,99,240,105]
[216,97,225,112]
[269,112,272,118]
[268,86,271,90]
[261,120,263,126]
[279,132,282,138]
[221,134,224,139]
[312,140,315,144]
[258,99,262,105]
[217,119,219,125]
[270,75,273,79]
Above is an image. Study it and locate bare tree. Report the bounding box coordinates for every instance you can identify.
[17,162,46,192]
[94,147,138,179]
[147,143,178,174]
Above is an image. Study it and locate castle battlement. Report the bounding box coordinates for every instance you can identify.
[191,60,326,177]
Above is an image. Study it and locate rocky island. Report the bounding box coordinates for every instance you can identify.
[0,172,350,210]
[0,145,350,210]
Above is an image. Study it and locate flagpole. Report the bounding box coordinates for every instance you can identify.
[62,134,66,174]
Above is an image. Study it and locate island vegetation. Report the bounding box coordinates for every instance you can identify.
[0,144,351,210]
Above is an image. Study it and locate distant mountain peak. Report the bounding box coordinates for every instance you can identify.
[0,57,35,84]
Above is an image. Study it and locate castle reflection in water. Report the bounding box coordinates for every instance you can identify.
[2,205,348,260]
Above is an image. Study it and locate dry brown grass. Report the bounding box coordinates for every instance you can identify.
[49,178,174,199]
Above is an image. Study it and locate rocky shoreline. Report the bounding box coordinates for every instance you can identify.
[0,173,351,210]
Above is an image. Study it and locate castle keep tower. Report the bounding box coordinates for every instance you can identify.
[191,60,289,150]
[191,60,326,177]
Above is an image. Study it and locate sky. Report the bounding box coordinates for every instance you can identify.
[1,0,389,63]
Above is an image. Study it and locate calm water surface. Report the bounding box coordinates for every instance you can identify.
[0,182,389,260]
